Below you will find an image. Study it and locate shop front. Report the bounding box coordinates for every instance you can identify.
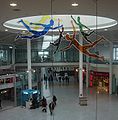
[89,71,109,93]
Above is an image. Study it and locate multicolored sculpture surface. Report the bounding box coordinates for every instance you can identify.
[16,19,63,39]
[24,16,51,30]
[15,15,106,60]
[50,19,64,54]
[50,27,64,54]
[60,20,105,61]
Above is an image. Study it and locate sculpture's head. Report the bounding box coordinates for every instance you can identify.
[65,33,71,41]
[50,19,54,26]
[62,27,64,32]
[77,16,80,21]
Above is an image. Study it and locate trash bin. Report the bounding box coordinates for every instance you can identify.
[21,89,40,108]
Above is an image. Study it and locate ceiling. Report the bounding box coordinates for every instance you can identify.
[0,0,118,45]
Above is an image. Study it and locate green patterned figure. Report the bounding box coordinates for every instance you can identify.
[71,15,94,43]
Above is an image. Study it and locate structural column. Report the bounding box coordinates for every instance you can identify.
[13,76,17,106]
[12,45,15,70]
[27,39,32,89]
[109,42,113,94]
[12,46,17,106]
[41,67,46,81]
[79,34,83,97]
[86,56,89,88]
[41,67,46,96]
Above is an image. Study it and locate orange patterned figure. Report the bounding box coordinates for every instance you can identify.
[60,21,105,61]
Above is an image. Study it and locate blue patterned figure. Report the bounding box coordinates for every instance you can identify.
[16,19,63,39]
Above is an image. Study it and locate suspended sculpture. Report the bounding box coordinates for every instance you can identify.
[16,19,63,39]
[50,19,65,54]
[71,15,94,43]
[60,21,105,61]
[23,16,52,30]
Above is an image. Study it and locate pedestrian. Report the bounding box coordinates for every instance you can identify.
[62,76,65,84]
[67,76,70,84]
[41,96,47,112]
[49,101,55,115]
[53,95,57,106]
[58,76,61,84]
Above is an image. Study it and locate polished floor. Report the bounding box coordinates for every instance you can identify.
[0,100,14,112]
[0,77,118,120]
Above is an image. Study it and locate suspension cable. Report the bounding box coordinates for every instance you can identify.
[50,0,55,119]
[95,0,98,120]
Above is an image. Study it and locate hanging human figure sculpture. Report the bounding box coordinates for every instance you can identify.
[60,21,105,61]
[20,16,51,30]
[16,19,63,39]
[71,15,94,44]
[50,19,65,54]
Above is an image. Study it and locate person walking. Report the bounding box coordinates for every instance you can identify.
[58,76,61,85]
[49,101,55,115]
[41,96,47,112]
[53,95,57,106]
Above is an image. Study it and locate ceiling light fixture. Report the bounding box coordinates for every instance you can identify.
[10,3,17,7]
[9,46,13,49]
[72,2,78,7]
[104,29,108,31]
[5,29,8,31]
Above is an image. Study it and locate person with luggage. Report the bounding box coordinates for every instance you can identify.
[49,101,55,115]
[41,96,47,112]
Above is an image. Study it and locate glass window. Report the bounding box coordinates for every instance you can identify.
[113,47,118,60]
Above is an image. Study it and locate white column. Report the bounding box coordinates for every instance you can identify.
[86,56,89,88]
[27,39,32,89]
[12,46,15,64]
[79,34,83,97]
[41,67,46,96]
[40,67,51,98]
[12,45,15,71]
[41,67,46,80]
[109,42,113,94]
[13,76,17,106]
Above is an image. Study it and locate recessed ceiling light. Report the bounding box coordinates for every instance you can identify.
[104,29,108,31]
[10,3,17,7]
[9,46,13,49]
[72,2,78,7]
[5,29,8,31]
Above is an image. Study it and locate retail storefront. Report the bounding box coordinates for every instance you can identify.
[89,71,109,93]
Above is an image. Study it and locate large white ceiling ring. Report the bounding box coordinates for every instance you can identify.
[3,15,117,32]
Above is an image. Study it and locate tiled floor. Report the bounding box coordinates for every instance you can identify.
[0,77,118,120]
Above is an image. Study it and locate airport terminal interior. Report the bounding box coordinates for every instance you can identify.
[0,0,118,120]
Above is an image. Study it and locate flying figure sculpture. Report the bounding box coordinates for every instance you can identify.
[16,19,63,39]
[50,19,65,54]
[71,15,94,44]
[60,21,105,61]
